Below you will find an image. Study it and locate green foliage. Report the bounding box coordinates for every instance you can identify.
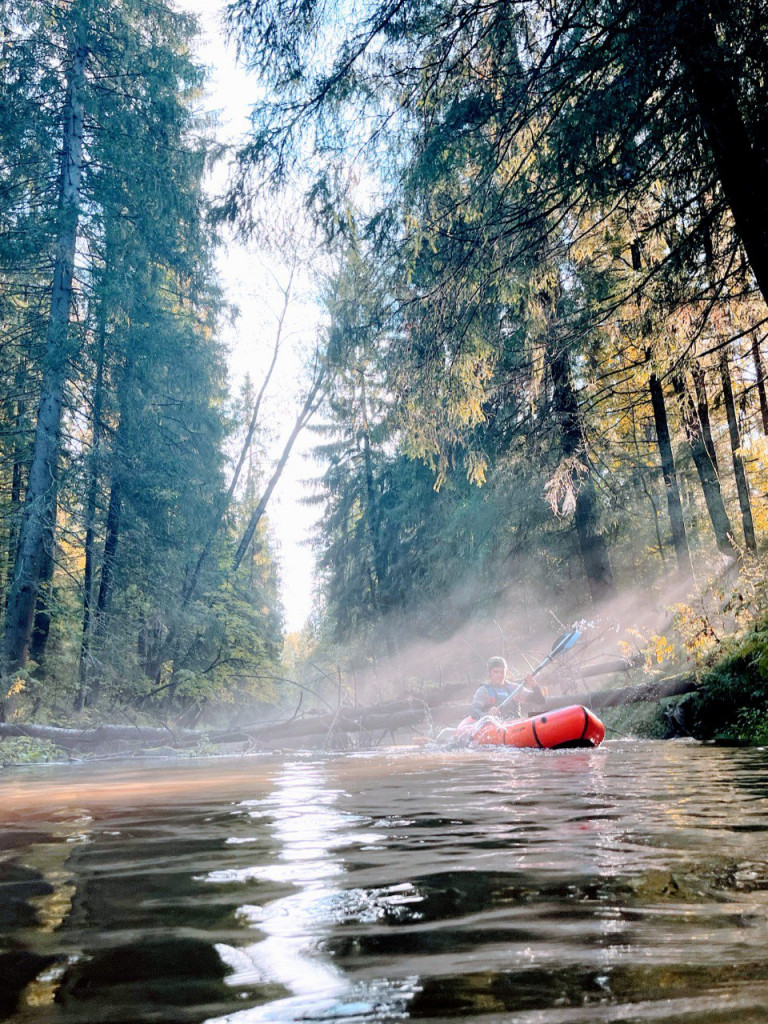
[601,702,670,741]
[0,736,62,764]
[735,707,768,746]
[690,622,768,742]
[0,0,286,722]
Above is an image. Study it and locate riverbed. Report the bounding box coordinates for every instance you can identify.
[2,740,768,1022]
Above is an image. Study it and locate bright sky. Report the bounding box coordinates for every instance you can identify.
[180,0,322,633]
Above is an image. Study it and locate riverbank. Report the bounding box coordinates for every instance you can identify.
[4,612,768,764]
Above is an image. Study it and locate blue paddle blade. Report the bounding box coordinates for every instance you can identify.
[552,628,581,656]
[533,628,582,673]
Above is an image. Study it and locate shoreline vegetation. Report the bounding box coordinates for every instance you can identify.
[3,603,768,764]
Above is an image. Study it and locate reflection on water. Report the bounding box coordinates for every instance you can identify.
[208,765,362,1019]
[2,742,768,1022]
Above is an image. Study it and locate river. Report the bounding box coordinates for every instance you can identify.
[2,740,768,1023]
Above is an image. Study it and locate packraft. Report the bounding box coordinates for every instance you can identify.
[455,704,605,749]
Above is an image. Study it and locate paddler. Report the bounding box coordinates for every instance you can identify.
[467,656,546,722]
[434,655,547,746]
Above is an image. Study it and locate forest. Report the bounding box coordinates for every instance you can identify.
[2,0,768,748]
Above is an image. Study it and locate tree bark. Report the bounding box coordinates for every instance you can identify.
[676,0,768,307]
[3,365,27,610]
[649,370,693,578]
[751,332,768,436]
[671,371,736,555]
[691,364,718,475]
[719,349,756,551]
[549,345,615,602]
[75,312,108,711]
[28,523,56,665]
[2,35,88,685]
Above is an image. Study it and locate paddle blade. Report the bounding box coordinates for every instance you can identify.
[551,628,581,658]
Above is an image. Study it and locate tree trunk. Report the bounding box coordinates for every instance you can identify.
[641,478,666,564]
[649,370,693,578]
[181,269,290,608]
[676,0,768,307]
[85,472,122,707]
[28,521,56,665]
[1,36,88,685]
[719,349,756,551]
[75,312,107,711]
[691,364,718,475]
[549,345,615,602]
[671,371,736,555]
[3,367,27,610]
[233,369,324,570]
[751,332,768,435]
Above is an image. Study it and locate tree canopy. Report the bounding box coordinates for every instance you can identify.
[226,0,768,677]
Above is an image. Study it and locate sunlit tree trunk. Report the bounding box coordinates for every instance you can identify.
[672,371,735,555]
[751,333,768,436]
[649,370,693,578]
[719,349,756,551]
[692,365,719,475]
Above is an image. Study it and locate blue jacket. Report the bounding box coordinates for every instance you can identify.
[470,682,521,719]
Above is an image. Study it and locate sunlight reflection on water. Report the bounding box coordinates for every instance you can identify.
[208,762,412,1022]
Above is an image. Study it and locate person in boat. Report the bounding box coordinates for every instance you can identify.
[468,656,546,721]
[434,655,547,746]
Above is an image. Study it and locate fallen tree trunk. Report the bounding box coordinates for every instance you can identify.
[216,698,429,747]
[0,698,431,753]
[578,656,644,678]
[0,721,203,750]
[0,675,698,755]
[543,673,698,711]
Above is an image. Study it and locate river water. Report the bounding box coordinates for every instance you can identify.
[2,740,768,1023]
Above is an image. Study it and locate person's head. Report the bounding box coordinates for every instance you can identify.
[487,655,507,684]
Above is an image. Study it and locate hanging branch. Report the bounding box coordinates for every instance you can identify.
[233,356,325,570]
[182,260,297,608]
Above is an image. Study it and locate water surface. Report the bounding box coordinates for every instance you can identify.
[2,740,768,1023]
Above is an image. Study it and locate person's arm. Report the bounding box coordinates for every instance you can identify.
[518,675,546,709]
[470,684,491,719]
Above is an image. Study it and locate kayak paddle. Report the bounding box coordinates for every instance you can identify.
[496,627,582,714]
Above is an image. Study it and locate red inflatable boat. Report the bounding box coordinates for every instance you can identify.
[464,704,605,749]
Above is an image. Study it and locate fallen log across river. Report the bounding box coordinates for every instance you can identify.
[0,674,698,755]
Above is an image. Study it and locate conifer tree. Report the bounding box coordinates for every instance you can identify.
[0,0,277,717]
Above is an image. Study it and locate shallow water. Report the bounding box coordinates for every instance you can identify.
[2,740,768,1023]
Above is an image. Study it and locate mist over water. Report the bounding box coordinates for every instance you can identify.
[333,575,706,709]
[2,741,768,1023]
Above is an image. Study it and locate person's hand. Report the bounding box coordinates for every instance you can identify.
[489,705,502,718]
[524,678,546,702]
